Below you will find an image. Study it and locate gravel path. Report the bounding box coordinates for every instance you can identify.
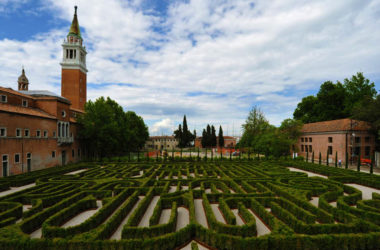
[248,209,271,236]
[169,186,177,193]
[138,196,160,227]
[287,167,328,179]
[309,196,319,207]
[64,169,88,175]
[211,204,226,224]
[182,186,189,191]
[110,196,144,240]
[231,209,245,226]
[176,207,189,231]
[0,183,36,197]
[62,200,102,228]
[194,199,208,228]
[159,209,171,224]
[345,183,380,200]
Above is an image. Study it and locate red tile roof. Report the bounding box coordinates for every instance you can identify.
[301,118,371,133]
[0,87,35,99]
[0,103,56,120]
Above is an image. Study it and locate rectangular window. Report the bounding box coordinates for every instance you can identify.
[72,149,74,157]
[305,146,308,152]
[354,146,360,156]
[328,137,333,143]
[309,145,312,152]
[14,154,20,163]
[43,130,48,138]
[301,145,304,152]
[52,151,56,158]
[365,146,370,156]
[53,131,56,138]
[78,149,81,157]
[0,128,6,137]
[328,146,333,155]
[36,130,41,138]
[24,129,29,137]
[309,137,312,142]
[301,138,304,142]
[365,137,370,143]
[16,128,21,137]
[355,137,361,144]
[1,95,7,103]
[22,99,28,107]
[305,137,308,142]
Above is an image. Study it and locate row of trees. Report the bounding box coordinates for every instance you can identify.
[200,125,224,148]
[77,97,149,158]
[174,115,196,148]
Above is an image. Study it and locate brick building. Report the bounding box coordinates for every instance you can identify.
[0,7,87,177]
[194,136,237,148]
[296,118,376,164]
[145,136,179,150]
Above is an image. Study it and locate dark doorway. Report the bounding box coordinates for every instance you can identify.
[62,150,66,165]
[2,155,8,177]
[27,153,32,172]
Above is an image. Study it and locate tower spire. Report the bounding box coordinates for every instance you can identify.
[68,6,81,38]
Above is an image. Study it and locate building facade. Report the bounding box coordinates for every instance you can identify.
[0,7,87,177]
[145,136,179,150]
[296,118,376,164]
[194,136,237,148]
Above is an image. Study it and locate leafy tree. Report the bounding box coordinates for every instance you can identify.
[293,72,377,123]
[240,106,270,150]
[218,126,224,148]
[174,124,182,146]
[78,97,149,158]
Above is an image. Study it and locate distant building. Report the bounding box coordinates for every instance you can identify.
[0,7,86,177]
[296,118,376,164]
[145,136,179,150]
[194,136,237,148]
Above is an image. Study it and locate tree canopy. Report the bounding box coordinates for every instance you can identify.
[77,97,149,158]
[293,72,377,123]
[240,106,302,157]
[174,115,195,148]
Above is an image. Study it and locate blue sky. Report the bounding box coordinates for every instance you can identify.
[1,0,380,136]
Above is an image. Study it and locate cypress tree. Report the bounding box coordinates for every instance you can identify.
[326,149,329,166]
[201,129,207,148]
[370,152,374,174]
[211,125,217,147]
[306,151,309,163]
[335,151,338,167]
[206,125,211,147]
[319,152,321,165]
[357,149,361,172]
[312,151,314,164]
[218,126,224,148]
[182,115,188,147]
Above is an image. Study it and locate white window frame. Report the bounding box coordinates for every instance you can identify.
[14,153,20,163]
[36,130,41,138]
[2,154,8,177]
[22,99,28,107]
[0,127,7,137]
[43,130,48,138]
[24,129,30,138]
[0,95,7,103]
[16,128,21,138]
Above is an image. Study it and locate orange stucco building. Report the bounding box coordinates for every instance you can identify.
[0,7,87,177]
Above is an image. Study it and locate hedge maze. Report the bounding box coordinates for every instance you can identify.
[0,160,380,249]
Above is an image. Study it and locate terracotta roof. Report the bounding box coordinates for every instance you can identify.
[0,87,35,99]
[70,107,85,114]
[301,118,371,133]
[0,103,56,120]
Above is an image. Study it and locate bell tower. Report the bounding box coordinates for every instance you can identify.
[18,68,29,91]
[61,6,87,111]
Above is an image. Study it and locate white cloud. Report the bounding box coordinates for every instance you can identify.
[150,118,175,135]
[1,0,380,132]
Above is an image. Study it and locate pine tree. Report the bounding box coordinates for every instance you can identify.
[211,125,217,147]
[218,126,224,148]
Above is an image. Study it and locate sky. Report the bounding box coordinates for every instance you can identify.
[1,0,380,136]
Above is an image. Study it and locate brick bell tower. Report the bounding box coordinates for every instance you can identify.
[61,6,87,111]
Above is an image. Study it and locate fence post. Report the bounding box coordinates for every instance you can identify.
[357,150,361,172]
[371,152,374,174]
[345,151,348,169]
[306,151,309,163]
[190,148,192,160]
[335,151,338,167]
[220,149,222,160]
[205,148,207,162]
[156,151,158,161]
[211,148,213,161]
[172,148,174,160]
[198,147,200,161]
[230,150,232,161]
[180,148,183,160]
[312,151,314,164]
[319,152,321,165]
